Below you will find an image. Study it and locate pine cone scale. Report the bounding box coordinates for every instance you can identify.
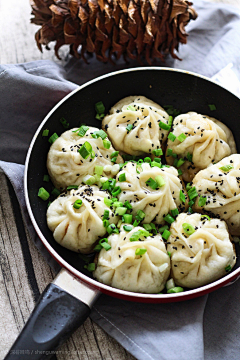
[30,0,197,63]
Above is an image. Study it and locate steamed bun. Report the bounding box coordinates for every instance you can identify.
[167,213,236,288]
[47,185,119,254]
[47,126,122,189]
[102,96,170,156]
[166,112,236,182]
[116,162,187,224]
[93,225,170,293]
[193,154,240,235]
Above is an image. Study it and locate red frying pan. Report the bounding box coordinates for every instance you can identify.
[5,67,240,360]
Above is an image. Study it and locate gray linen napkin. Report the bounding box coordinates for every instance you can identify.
[1,1,240,359]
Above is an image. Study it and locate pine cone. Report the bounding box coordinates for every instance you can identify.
[30,0,197,64]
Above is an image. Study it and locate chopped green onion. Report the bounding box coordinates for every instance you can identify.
[178,169,183,176]
[168,116,173,126]
[162,229,171,241]
[95,101,105,114]
[96,113,105,120]
[91,151,95,158]
[150,223,157,234]
[48,133,59,144]
[99,238,111,251]
[201,215,211,221]
[171,208,179,217]
[42,129,49,137]
[117,220,122,228]
[177,158,185,168]
[208,104,216,111]
[198,196,207,207]
[111,151,119,158]
[136,210,145,221]
[103,178,116,192]
[167,251,171,257]
[103,209,109,220]
[78,253,93,263]
[168,132,176,142]
[111,157,117,163]
[133,220,140,227]
[159,121,171,131]
[73,199,82,209]
[167,150,177,158]
[163,105,181,117]
[103,139,111,149]
[115,207,127,216]
[151,161,161,168]
[142,223,156,234]
[59,117,69,129]
[155,175,165,187]
[103,219,109,228]
[67,185,78,190]
[143,224,152,231]
[187,186,198,200]
[127,105,136,111]
[107,224,119,234]
[43,175,49,182]
[123,225,133,232]
[118,173,126,182]
[164,214,175,224]
[177,133,187,142]
[159,225,169,233]
[94,166,103,175]
[78,141,92,159]
[112,186,121,197]
[119,163,125,170]
[135,248,147,256]
[167,287,184,294]
[130,229,150,242]
[154,158,161,163]
[186,183,192,191]
[93,243,102,252]
[219,164,234,172]
[152,149,163,156]
[91,130,107,140]
[123,214,133,223]
[75,125,89,137]
[225,265,232,272]
[188,207,193,214]
[179,190,186,203]
[83,175,96,185]
[126,124,133,132]
[124,201,132,210]
[84,263,95,272]
[51,188,61,197]
[144,157,151,163]
[188,200,195,207]
[38,187,50,201]
[101,242,111,251]
[113,201,123,208]
[146,177,158,189]
[187,152,193,162]
[173,158,178,167]
[182,223,195,235]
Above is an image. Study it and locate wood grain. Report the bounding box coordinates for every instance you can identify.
[0,0,239,359]
[0,170,136,359]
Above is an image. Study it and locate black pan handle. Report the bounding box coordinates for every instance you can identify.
[4,269,100,360]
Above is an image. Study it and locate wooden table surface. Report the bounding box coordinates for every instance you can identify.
[0,0,239,359]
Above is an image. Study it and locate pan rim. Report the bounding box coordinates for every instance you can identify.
[24,66,240,300]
